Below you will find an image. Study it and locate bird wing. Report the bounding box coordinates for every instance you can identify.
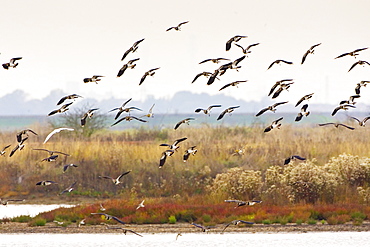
[281,60,293,64]
[159,152,168,168]
[267,60,278,70]
[208,105,222,110]
[81,114,88,127]
[318,123,335,127]
[173,137,187,146]
[354,47,368,53]
[43,128,74,144]
[295,113,303,122]
[9,145,19,157]
[139,73,147,85]
[272,87,283,99]
[183,152,191,162]
[121,98,132,108]
[222,222,233,232]
[226,38,233,51]
[57,96,68,105]
[348,61,360,72]
[117,171,131,181]
[338,124,355,130]
[255,107,269,117]
[126,229,143,237]
[121,47,132,61]
[194,108,204,113]
[131,116,147,122]
[273,101,289,107]
[174,120,184,130]
[292,155,306,161]
[111,117,126,127]
[335,52,350,59]
[217,109,228,120]
[301,50,310,64]
[117,64,128,77]
[268,82,280,96]
[219,83,232,91]
[331,106,341,116]
[207,70,219,85]
[199,59,211,64]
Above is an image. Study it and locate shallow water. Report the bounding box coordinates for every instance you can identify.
[0,204,75,219]
[1,232,370,247]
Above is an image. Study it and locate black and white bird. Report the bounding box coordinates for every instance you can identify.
[9,136,28,157]
[109,98,132,119]
[81,108,99,127]
[224,199,262,208]
[348,60,370,72]
[99,171,131,185]
[335,47,368,59]
[117,58,140,77]
[217,106,240,120]
[192,71,214,83]
[183,146,198,162]
[48,102,73,116]
[301,43,321,64]
[59,181,77,195]
[272,82,294,99]
[36,180,57,186]
[264,117,283,132]
[159,149,175,168]
[0,144,11,156]
[83,75,104,84]
[222,220,254,232]
[91,213,126,225]
[103,224,143,237]
[218,56,246,75]
[255,101,288,117]
[16,129,37,143]
[267,59,293,70]
[191,223,212,232]
[295,93,314,107]
[331,104,356,116]
[57,94,82,105]
[195,105,222,116]
[355,81,370,94]
[166,21,189,31]
[160,137,187,151]
[318,122,355,130]
[295,104,310,122]
[41,154,59,162]
[351,116,370,127]
[219,80,248,91]
[111,116,147,127]
[2,57,22,69]
[139,67,160,85]
[284,155,306,165]
[234,43,260,55]
[121,38,145,61]
[339,95,360,105]
[63,164,78,173]
[174,118,195,130]
[199,58,229,64]
[206,70,220,85]
[268,79,294,96]
[226,35,247,51]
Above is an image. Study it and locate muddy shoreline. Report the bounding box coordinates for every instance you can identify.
[1,222,370,234]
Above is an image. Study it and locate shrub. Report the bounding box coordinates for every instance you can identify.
[307,218,317,225]
[262,219,271,225]
[11,215,32,223]
[168,215,176,224]
[295,219,304,225]
[29,217,47,226]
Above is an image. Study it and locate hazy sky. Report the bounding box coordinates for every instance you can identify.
[1,0,370,107]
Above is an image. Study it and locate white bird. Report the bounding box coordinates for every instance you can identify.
[43,128,74,144]
[136,200,145,210]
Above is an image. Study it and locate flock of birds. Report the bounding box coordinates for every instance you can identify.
[1,20,369,235]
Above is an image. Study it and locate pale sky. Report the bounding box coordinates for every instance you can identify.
[1,0,370,107]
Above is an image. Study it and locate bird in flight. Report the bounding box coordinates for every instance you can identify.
[219,80,248,91]
[234,43,260,55]
[183,146,198,162]
[166,21,189,31]
[111,116,147,127]
[109,98,133,119]
[159,149,175,168]
[9,136,28,157]
[348,60,370,72]
[83,75,104,84]
[103,224,143,237]
[0,198,25,205]
[2,57,22,69]
[284,155,306,165]
[295,93,314,107]
[117,58,140,77]
[267,59,293,70]
[217,106,240,120]
[255,101,288,117]
[121,38,145,61]
[99,171,131,185]
[335,47,368,59]
[0,145,11,156]
[81,108,99,127]
[301,43,321,64]
[191,71,214,83]
[174,118,195,130]
[63,164,78,173]
[59,181,77,195]
[139,67,160,85]
[272,82,294,99]
[195,105,221,116]
[351,116,370,127]
[43,128,74,144]
[36,180,57,186]
[224,199,262,208]
[141,104,155,118]
[264,117,283,133]
[136,200,145,210]
[222,220,254,232]
[226,35,247,51]
[268,79,294,97]
[48,102,73,116]
[16,129,37,143]
[318,122,355,130]
[41,154,59,162]
[199,58,229,64]
[295,104,310,122]
[91,213,126,225]
[160,137,187,151]
[33,148,69,156]
[57,94,82,105]
[331,104,356,116]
